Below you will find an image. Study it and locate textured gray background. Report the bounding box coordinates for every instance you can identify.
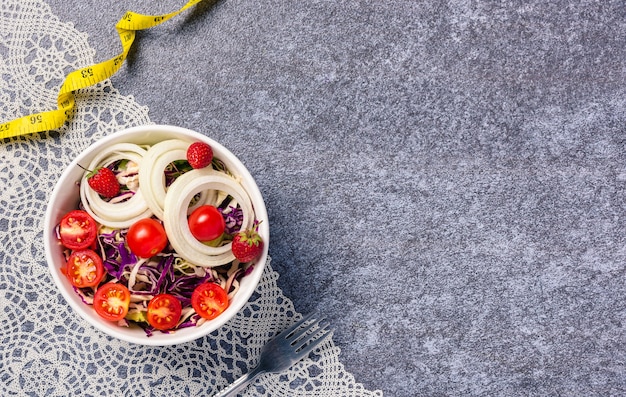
[47,1,626,396]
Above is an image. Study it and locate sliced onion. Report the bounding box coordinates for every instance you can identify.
[139,139,187,220]
[80,143,153,228]
[138,139,215,220]
[163,168,255,267]
[86,143,147,170]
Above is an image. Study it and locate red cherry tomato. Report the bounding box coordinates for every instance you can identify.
[188,205,225,242]
[65,249,105,288]
[93,283,130,322]
[191,283,229,320]
[127,218,168,258]
[59,210,97,250]
[146,294,183,331]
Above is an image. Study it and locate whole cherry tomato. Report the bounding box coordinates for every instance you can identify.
[127,218,168,258]
[188,205,225,242]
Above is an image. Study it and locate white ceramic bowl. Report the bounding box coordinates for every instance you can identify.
[44,125,269,345]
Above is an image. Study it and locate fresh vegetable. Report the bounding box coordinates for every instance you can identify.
[93,283,131,322]
[65,249,105,288]
[220,205,244,235]
[87,167,120,198]
[186,141,213,169]
[188,205,225,242]
[231,224,264,262]
[127,218,168,258]
[146,294,183,331]
[138,139,191,221]
[58,210,97,250]
[191,282,229,320]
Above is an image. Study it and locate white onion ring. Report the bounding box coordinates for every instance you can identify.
[138,139,214,220]
[163,168,255,267]
[80,143,152,228]
[139,139,187,220]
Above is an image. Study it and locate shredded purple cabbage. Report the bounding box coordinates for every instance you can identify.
[244,263,255,276]
[220,205,244,235]
[177,314,201,329]
[98,229,137,280]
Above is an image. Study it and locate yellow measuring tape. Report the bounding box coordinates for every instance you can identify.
[0,0,204,140]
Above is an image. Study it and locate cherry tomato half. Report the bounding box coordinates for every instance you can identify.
[127,218,168,258]
[59,210,97,250]
[93,283,130,322]
[191,282,229,320]
[147,294,183,331]
[188,205,225,242]
[65,249,105,288]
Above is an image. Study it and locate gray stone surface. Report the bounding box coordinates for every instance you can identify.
[47,1,626,395]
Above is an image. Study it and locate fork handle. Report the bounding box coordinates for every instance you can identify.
[212,366,265,397]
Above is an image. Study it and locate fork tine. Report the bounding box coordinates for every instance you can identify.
[288,316,324,342]
[293,327,333,357]
[279,310,318,339]
[291,319,329,350]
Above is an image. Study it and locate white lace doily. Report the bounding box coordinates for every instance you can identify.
[0,1,382,395]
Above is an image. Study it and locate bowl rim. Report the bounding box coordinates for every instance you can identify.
[43,124,269,345]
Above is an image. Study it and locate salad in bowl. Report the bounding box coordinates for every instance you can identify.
[44,125,269,345]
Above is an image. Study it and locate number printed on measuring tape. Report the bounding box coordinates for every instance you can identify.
[80,68,94,79]
[0,0,206,140]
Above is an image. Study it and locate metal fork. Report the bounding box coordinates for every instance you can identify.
[213,312,332,397]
